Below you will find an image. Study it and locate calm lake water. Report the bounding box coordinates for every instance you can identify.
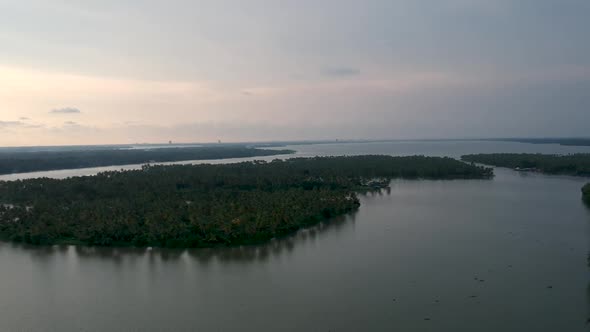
[1,141,590,331]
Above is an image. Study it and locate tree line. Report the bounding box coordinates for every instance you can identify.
[0,155,492,247]
[491,138,590,147]
[0,146,294,175]
[461,153,590,176]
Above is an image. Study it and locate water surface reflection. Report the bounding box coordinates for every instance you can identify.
[3,208,359,266]
[1,142,590,331]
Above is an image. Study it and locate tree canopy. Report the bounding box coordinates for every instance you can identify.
[461,153,590,176]
[0,155,492,248]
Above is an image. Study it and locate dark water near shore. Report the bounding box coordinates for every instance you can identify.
[1,141,590,331]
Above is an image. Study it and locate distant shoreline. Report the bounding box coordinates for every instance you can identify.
[461,153,590,177]
[477,138,590,147]
[2,138,589,178]
[0,146,294,176]
[2,137,590,151]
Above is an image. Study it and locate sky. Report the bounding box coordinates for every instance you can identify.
[1,0,589,146]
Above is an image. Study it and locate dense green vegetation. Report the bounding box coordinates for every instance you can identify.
[461,153,590,176]
[0,146,294,175]
[0,155,492,247]
[583,184,590,205]
[491,138,590,147]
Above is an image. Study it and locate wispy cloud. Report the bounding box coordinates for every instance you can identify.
[50,107,81,114]
[321,67,361,78]
[0,120,43,129]
[0,121,24,128]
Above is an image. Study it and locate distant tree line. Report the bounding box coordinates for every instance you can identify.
[461,153,590,176]
[0,155,492,247]
[0,146,294,175]
[490,138,590,147]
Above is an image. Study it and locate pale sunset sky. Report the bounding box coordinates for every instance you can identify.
[1,0,589,146]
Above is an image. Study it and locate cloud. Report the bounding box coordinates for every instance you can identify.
[0,121,24,128]
[321,67,361,78]
[0,120,44,130]
[123,120,143,126]
[63,121,78,125]
[18,117,31,120]
[50,107,81,114]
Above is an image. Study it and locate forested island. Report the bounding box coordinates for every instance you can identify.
[0,146,294,175]
[461,153,590,176]
[0,155,492,247]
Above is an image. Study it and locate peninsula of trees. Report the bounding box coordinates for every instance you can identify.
[0,146,294,175]
[461,153,590,176]
[583,184,590,205]
[0,155,492,247]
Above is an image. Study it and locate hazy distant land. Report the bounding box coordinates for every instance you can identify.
[479,138,590,147]
[0,146,294,175]
[1,137,589,176]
